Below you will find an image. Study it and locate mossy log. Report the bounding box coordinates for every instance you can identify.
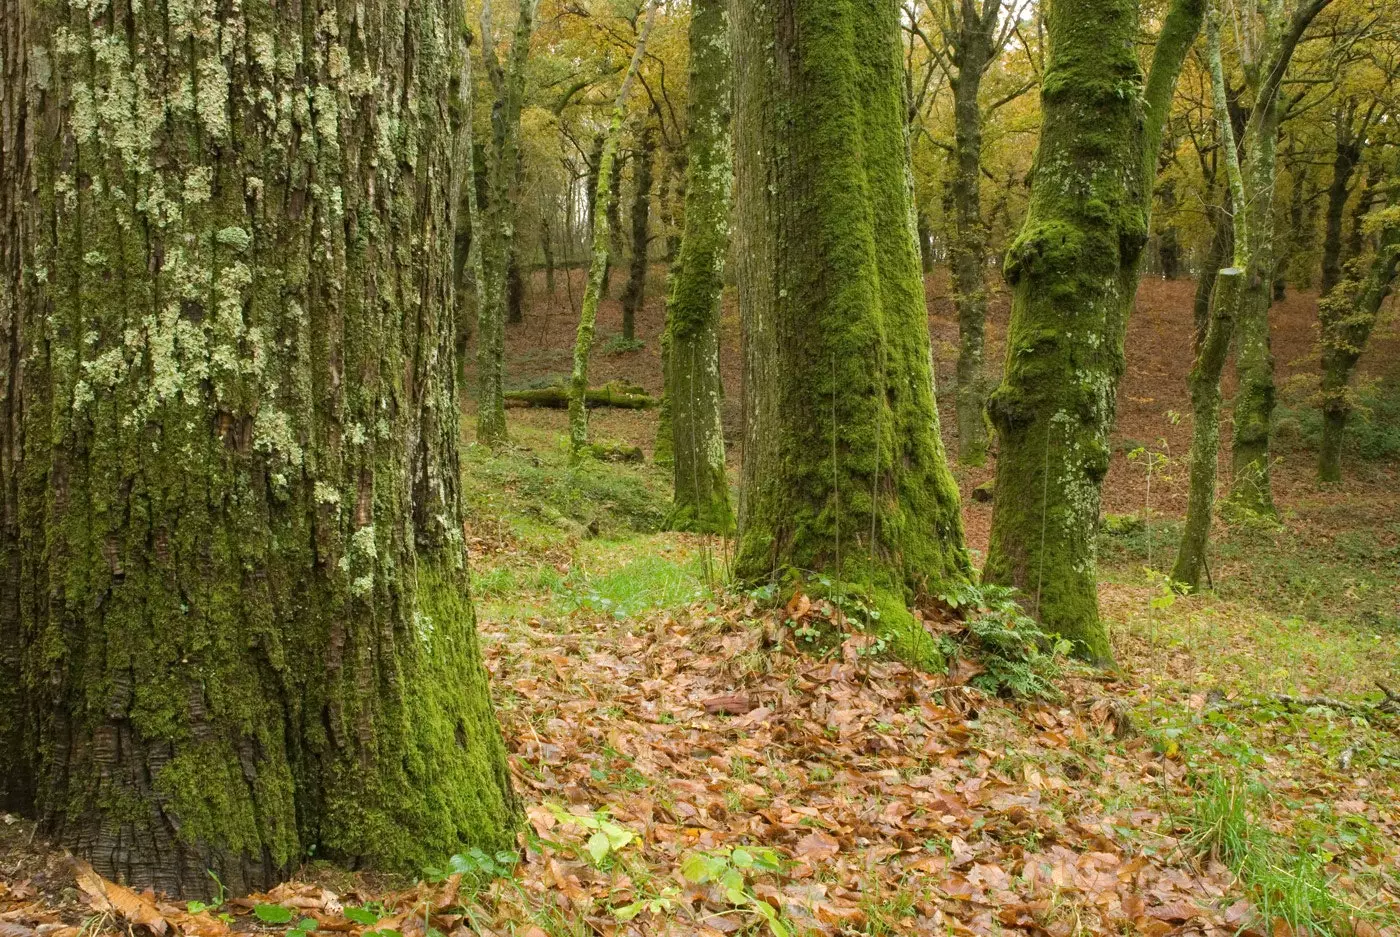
[506,382,656,409]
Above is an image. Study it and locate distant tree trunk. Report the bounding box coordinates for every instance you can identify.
[948,1,997,467]
[917,210,936,273]
[666,0,732,534]
[1173,16,1249,591]
[620,126,658,342]
[1193,193,1233,349]
[733,0,971,668]
[1272,147,1308,301]
[1317,214,1400,481]
[542,216,557,295]
[0,2,517,896]
[507,251,525,324]
[475,0,538,447]
[1157,181,1183,280]
[568,5,657,460]
[983,0,1203,663]
[1318,111,1360,296]
[1228,0,1333,517]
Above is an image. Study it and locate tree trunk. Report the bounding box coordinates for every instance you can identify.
[568,5,657,460]
[620,126,657,342]
[1193,193,1233,351]
[542,217,557,295]
[1173,18,1248,591]
[733,0,971,669]
[475,0,538,446]
[506,251,525,324]
[949,7,994,467]
[1317,214,1400,482]
[0,1,517,896]
[666,0,732,534]
[983,0,1203,663]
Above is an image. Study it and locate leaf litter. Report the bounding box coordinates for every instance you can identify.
[2,591,1397,936]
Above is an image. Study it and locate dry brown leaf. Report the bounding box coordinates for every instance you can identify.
[68,860,168,935]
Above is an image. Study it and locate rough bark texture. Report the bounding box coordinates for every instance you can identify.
[1317,210,1400,482]
[665,0,731,534]
[475,0,537,447]
[0,0,517,896]
[568,4,655,461]
[619,125,657,342]
[948,1,998,466]
[983,0,1203,663]
[733,0,970,668]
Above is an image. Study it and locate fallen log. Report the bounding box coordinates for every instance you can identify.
[504,380,656,410]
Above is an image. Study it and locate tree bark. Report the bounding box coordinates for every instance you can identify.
[475,0,537,446]
[948,1,998,466]
[1173,16,1248,591]
[620,125,657,342]
[568,4,657,461]
[733,0,971,668]
[1317,212,1400,482]
[665,0,732,534]
[0,0,517,896]
[983,0,1203,663]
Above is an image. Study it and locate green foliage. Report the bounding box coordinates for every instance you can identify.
[252,905,294,925]
[545,804,637,867]
[600,334,647,355]
[940,583,1071,700]
[1277,377,1400,462]
[565,555,711,619]
[677,846,789,937]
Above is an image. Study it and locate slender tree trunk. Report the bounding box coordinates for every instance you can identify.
[983,0,1203,663]
[949,11,994,467]
[542,217,557,295]
[733,0,971,668]
[568,5,657,460]
[1319,119,1360,295]
[666,0,732,534]
[1193,193,1233,351]
[620,126,658,342]
[506,251,525,324]
[0,3,517,895]
[1173,17,1249,591]
[1317,215,1400,481]
[599,147,624,302]
[475,0,537,446]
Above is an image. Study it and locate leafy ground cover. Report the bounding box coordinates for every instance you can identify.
[3,277,1398,935]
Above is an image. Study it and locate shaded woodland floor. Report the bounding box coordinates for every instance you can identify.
[3,269,1399,936]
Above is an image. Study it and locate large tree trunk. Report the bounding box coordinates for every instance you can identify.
[665,0,732,534]
[1319,112,1361,295]
[983,0,1202,663]
[733,0,970,668]
[948,3,995,467]
[1317,215,1400,482]
[619,125,657,342]
[0,0,517,897]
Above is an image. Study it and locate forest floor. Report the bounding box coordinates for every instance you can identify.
[3,269,1399,936]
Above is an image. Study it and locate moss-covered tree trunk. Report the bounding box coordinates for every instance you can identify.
[1317,210,1400,481]
[1226,0,1334,516]
[0,0,517,896]
[947,2,999,466]
[665,0,731,534]
[475,0,537,447]
[619,125,657,342]
[1172,14,1248,591]
[983,0,1202,663]
[568,4,656,461]
[733,0,970,667]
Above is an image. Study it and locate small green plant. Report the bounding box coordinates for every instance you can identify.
[186,871,228,915]
[611,887,680,923]
[601,334,646,355]
[678,846,789,937]
[423,847,519,885]
[546,803,637,866]
[940,582,1070,699]
[252,904,294,925]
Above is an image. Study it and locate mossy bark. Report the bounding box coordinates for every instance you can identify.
[619,126,656,342]
[948,1,999,467]
[1226,0,1334,516]
[1317,212,1400,482]
[0,0,517,896]
[983,0,1202,664]
[1172,17,1248,592]
[733,0,971,668]
[568,5,656,461]
[475,0,537,447]
[665,0,731,535]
